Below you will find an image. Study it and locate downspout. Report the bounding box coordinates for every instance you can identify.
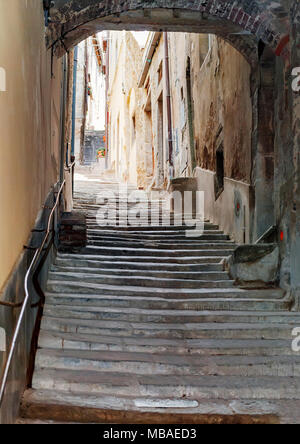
[71,46,78,157]
[70,46,78,197]
[164,32,174,179]
[59,55,68,185]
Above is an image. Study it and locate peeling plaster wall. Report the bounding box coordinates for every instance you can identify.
[167,34,252,242]
[169,34,252,182]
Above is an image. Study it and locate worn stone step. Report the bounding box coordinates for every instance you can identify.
[56,252,224,265]
[21,389,285,424]
[86,214,203,221]
[85,224,220,232]
[38,330,296,357]
[40,316,296,340]
[43,305,300,325]
[48,272,235,289]
[31,369,300,400]
[35,349,300,377]
[87,232,230,240]
[51,265,229,281]
[46,281,284,299]
[87,231,230,240]
[86,240,235,250]
[80,245,235,257]
[45,292,289,311]
[54,258,225,272]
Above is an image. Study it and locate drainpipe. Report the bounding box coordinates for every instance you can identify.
[164,32,174,179]
[59,55,68,185]
[71,46,78,157]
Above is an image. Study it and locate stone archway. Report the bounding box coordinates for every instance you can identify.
[48,0,290,62]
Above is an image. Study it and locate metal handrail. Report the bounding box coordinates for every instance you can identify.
[0,180,66,407]
[64,160,76,172]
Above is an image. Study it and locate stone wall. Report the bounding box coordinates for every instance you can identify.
[48,0,290,61]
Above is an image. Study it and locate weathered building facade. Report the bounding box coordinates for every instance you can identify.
[107,31,148,185]
[169,33,254,244]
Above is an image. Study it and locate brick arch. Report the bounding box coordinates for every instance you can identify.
[48,0,290,61]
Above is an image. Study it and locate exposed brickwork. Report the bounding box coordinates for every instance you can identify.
[48,0,290,59]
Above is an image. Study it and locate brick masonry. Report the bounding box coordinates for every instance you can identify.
[48,0,290,58]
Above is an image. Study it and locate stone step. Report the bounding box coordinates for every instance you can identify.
[38,330,296,357]
[51,266,230,281]
[45,292,289,311]
[40,316,296,340]
[42,305,300,325]
[31,369,300,400]
[45,281,283,299]
[81,246,235,257]
[85,224,220,232]
[48,272,235,289]
[86,240,235,250]
[86,212,202,218]
[56,252,224,264]
[88,235,231,243]
[54,257,225,272]
[20,388,284,424]
[34,348,300,377]
[87,229,227,238]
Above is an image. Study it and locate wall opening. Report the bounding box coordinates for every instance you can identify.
[215,144,224,199]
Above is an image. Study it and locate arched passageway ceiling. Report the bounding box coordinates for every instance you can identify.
[48,0,290,63]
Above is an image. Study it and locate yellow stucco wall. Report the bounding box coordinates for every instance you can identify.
[0,0,62,291]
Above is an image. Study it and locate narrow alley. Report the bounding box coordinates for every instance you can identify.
[0,0,300,427]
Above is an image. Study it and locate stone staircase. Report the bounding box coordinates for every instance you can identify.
[19,180,300,424]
